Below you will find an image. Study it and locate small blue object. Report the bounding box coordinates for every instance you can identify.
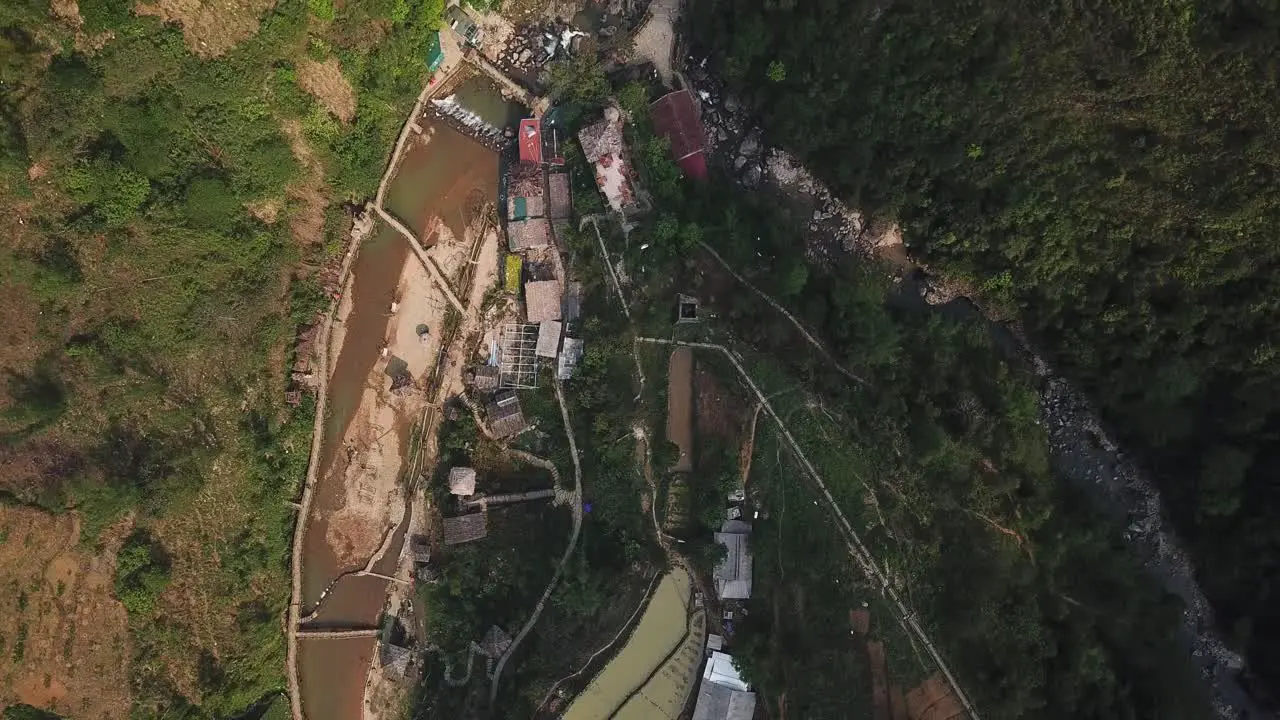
[583,502,593,513]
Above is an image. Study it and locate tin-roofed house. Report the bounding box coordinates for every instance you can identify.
[449,467,477,496]
[650,89,709,181]
[442,512,489,545]
[557,337,584,380]
[713,520,753,600]
[561,281,582,324]
[487,390,529,438]
[536,320,562,359]
[508,218,552,251]
[471,364,501,392]
[507,163,546,221]
[379,643,414,681]
[692,651,757,720]
[547,172,572,220]
[518,117,542,165]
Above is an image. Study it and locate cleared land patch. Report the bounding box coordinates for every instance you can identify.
[133,0,276,56]
[0,506,132,720]
[298,58,358,123]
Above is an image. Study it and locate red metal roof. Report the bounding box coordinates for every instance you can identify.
[519,118,542,165]
[650,89,709,181]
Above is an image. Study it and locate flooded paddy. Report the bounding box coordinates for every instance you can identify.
[385,121,501,244]
[563,569,696,720]
[299,636,376,720]
[298,107,502,720]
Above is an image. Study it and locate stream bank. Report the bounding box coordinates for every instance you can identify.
[296,118,502,720]
[687,64,1266,720]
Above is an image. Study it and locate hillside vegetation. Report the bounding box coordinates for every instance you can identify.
[689,0,1280,700]
[0,0,441,715]
[518,71,1217,719]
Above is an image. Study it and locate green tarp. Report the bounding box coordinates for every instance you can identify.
[427,32,444,72]
[512,196,528,219]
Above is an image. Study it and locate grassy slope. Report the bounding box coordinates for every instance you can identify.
[0,0,441,715]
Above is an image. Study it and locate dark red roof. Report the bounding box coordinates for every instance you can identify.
[519,118,542,164]
[678,152,708,180]
[649,89,708,181]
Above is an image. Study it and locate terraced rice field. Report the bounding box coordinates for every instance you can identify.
[562,569,694,719]
[614,608,706,719]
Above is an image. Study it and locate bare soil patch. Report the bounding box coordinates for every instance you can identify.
[904,673,965,720]
[0,507,132,720]
[694,364,747,443]
[281,120,331,247]
[0,282,43,381]
[247,198,282,224]
[134,0,275,56]
[298,58,358,123]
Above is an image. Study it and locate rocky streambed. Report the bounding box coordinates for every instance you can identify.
[686,62,1269,720]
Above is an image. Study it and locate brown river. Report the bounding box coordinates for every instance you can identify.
[297,88,507,720]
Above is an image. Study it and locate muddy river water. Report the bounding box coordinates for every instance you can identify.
[298,110,504,720]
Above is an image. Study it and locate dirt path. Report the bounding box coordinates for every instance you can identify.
[631,0,681,86]
[738,402,764,488]
[634,336,981,720]
[697,240,868,388]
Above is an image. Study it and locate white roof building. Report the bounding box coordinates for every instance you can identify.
[557,337,584,379]
[449,467,477,496]
[536,320,562,358]
[692,651,756,720]
[713,520,753,600]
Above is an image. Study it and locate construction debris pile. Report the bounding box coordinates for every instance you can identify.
[494,20,587,77]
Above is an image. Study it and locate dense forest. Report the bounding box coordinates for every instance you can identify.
[519,66,1218,718]
[0,0,441,715]
[689,0,1280,702]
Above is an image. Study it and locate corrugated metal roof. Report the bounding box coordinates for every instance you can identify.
[650,89,709,181]
[508,218,552,251]
[692,681,756,720]
[562,281,582,322]
[704,652,749,691]
[713,525,753,599]
[524,280,562,323]
[536,320,561,358]
[557,337,584,380]
[442,513,488,545]
[519,118,542,164]
[448,467,476,495]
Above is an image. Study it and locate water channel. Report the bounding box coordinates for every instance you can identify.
[297,80,516,719]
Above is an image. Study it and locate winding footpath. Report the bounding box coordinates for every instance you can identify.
[635,336,982,720]
[488,380,585,703]
[696,240,868,388]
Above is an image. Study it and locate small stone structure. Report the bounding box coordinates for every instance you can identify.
[449,467,477,496]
